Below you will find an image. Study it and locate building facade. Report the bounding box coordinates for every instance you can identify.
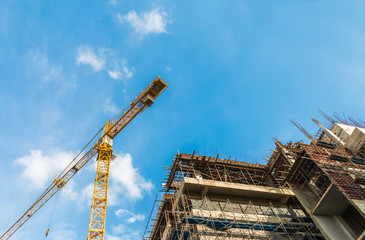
[146,116,365,240]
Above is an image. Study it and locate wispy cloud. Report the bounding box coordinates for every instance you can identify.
[61,180,94,209]
[25,48,63,82]
[107,57,134,82]
[109,0,118,5]
[115,209,145,223]
[76,45,106,71]
[106,235,122,240]
[108,70,120,79]
[117,8,171,35]
[14,150,75,189]
[79,183,94,207]
[24,48,77,92]
[76,46,134,82]
[60,180,78,202]
[103,98,119,114]
[106,224,142,240]
[50,222,78,240]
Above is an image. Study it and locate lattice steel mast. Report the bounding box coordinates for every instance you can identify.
[1,76,168,240]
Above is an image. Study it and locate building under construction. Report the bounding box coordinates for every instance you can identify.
[144,113,365,240]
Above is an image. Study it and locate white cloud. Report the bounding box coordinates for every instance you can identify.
[117,8,171,35]
[76,45,106,71]
[62,182,93,209]
[107,56,134,81]
[61,180,78,201]
[122,65,133,79]
[51,230,77,240]
[59,152,151,207]
[109,0,118,5]
[106,235,122,240]
[17,150,151,216]
[49,222,77,240]
[14,150,75,189]
[110,153,153,199]
[24,48,77,92]
[127,214,145,223]
[115,209,145,223]
[108,66,133,81]
[103,98,119,114]
[60,179,94,207]
[76,46,134,82]
[112,224,126,235]
[108,70,120,80]
[26,48,63,81]
[79,183,94,207]
[106,224,142,240]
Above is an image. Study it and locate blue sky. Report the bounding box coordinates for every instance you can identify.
[1,1,365,239]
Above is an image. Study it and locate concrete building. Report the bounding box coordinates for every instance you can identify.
[144,115,365,240]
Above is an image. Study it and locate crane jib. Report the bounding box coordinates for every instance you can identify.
[0,76,168,240]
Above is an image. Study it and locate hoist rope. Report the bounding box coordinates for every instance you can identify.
[45,189,61,239]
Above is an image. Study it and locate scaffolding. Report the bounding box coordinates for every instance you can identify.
[145,153,324,240]
[145,112,365,240]
[164,153,282,192]
[163,196,323,240]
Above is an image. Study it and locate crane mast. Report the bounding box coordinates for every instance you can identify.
[0,76,168,240]
[87,131,113,240]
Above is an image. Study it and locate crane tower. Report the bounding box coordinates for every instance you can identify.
[0,76,168,240]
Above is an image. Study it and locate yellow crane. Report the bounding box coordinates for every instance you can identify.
[0,76,168,240]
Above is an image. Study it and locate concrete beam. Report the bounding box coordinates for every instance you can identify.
[289,182,356,240]
[312,184,349,215]
[182,177,294,205]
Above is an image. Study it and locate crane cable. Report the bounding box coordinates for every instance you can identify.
[28,125,105,214]
[56,126,104,178]
[45,192,61,239]
[44,124,105,239]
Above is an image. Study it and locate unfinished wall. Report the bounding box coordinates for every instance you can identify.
[145,116,365,240]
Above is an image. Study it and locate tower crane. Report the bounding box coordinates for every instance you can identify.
[0,76,168,240]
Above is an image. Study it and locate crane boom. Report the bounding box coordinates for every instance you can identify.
[0,76,168,240]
